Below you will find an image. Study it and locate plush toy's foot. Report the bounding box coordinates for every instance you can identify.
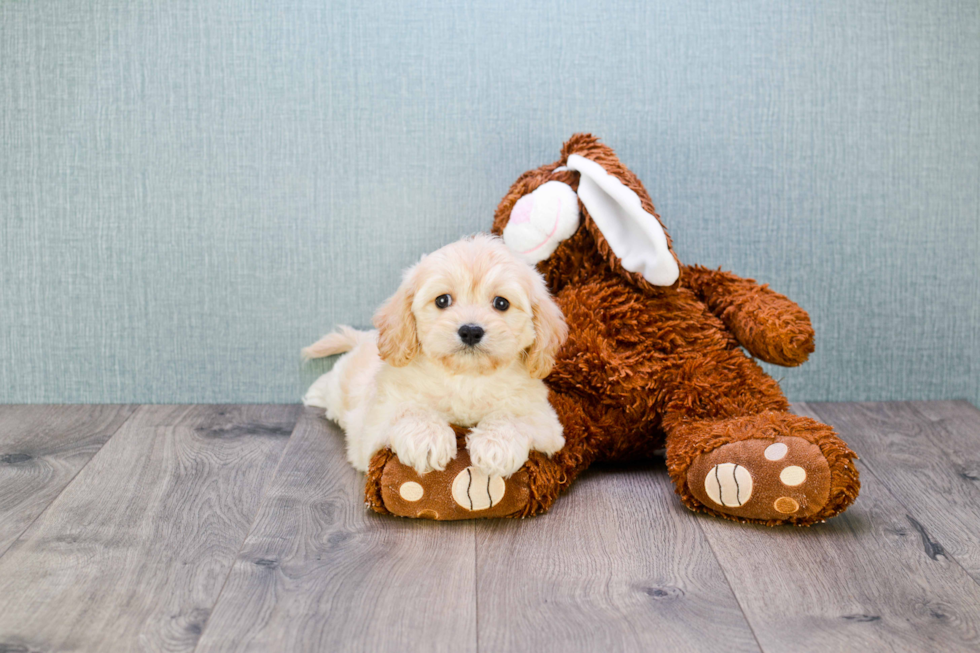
[689,435,832,521]
[666,412,859,526]
[364,431,530,520]
[364,428,569,520]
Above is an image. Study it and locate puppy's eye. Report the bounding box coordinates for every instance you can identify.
[435,294,453,309]
[493,296,510,311]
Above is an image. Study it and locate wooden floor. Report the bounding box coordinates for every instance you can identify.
[1,402,980,652]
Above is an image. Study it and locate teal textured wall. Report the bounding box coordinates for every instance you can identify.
[2,1,978,404]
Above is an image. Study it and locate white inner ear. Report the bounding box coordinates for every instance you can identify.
[566,154,679,286]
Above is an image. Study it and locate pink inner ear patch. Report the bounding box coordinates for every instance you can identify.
[510,195,534,225]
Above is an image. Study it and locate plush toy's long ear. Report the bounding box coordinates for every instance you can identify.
[566,154,679,287]
[372,264,421,366]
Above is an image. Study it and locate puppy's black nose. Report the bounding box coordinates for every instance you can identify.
[458,324,485,346]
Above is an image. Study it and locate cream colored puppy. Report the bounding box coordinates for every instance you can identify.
[303,234,568,478]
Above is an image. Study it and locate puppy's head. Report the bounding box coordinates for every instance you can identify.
[373,234,567,378]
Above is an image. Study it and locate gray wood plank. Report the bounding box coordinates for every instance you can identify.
[907,400,980,469]
[0,404,138,556]
[809,401,980,583]
[0,404,300,653]
[475,461,761,653]
[195,408,477,653]
[909,401,980,493]
[691,403,980,653]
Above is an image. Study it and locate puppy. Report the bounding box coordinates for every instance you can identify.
[303,234,568,478]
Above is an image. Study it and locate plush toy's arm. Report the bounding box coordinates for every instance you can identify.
[681,264,815,367]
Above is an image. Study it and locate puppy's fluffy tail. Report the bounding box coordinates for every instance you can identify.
[301,326,368,360]
[302,326,375,415]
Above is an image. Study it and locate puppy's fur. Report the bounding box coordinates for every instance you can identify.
[303,234,568,477]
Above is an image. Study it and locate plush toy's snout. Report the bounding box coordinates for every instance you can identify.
[502,181,580,264]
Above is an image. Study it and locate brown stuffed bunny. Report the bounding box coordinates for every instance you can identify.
[365,134,859,526]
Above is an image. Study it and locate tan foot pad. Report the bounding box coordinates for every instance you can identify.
[687,436,831,521]
[379,438,530,520]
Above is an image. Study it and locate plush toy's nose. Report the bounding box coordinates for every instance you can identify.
[457,324,485,346]
[510,195,534,225]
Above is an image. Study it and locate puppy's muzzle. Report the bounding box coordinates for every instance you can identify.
[457,324,485,347]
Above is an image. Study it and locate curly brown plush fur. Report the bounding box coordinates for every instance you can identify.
[367,133,859,526]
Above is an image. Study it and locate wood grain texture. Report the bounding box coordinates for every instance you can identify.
[475,461,760,653]
[909,402,980,494]
[0,404,138,556]
[692,403,980,653]
[809,401,980,584]
[195,408,478,653]
[0,404,300,653]
[4,401,980,652]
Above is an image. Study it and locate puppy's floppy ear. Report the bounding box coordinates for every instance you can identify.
[372,263,421,366]
[525,271,568,380]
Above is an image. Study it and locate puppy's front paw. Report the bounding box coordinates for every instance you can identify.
[467,426,530,478]
[533,426,565,457]
[389,419,457,476]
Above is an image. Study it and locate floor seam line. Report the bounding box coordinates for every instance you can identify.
[697,518,766,653]
[191,406,304,653]
[853,456,980,591]
[806,402,980,591]
[0,404,145,562]
[473,523,480,653]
